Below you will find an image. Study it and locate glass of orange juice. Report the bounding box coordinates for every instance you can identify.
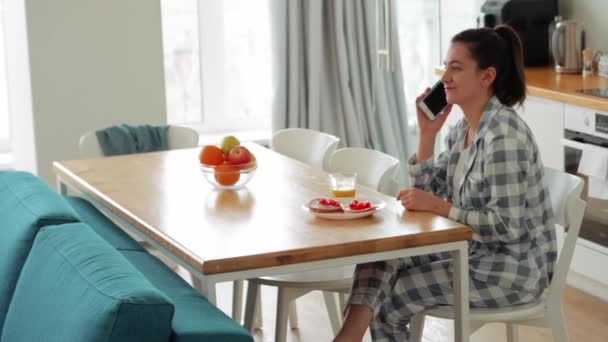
[329,173,357,198]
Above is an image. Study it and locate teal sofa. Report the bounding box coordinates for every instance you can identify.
[0,171,253,342]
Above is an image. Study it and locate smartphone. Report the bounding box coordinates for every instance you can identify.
[417,81,448,121]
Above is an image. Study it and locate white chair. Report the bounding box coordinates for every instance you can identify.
[78,125,199,157]
[409,167,586,342]
[328,147,400,196]
[270,128,340,171]
[243,147,400,342]
[229,128,341,326]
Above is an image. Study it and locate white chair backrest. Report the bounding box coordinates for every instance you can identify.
[167,125,199,149]
[543,167,586,304]
[78,125,199,158]
[328,147,400,195]
[79,131,104,157]
[270,128,340,171]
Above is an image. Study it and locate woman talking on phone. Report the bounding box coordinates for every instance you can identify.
[334,25,556,342]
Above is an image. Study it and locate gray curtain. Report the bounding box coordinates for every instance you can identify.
[271,0,411,186]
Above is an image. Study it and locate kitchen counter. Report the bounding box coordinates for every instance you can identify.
[435,66,608,112]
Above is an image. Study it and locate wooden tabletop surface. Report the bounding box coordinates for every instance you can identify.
[53,143,471,275]
[526,67,608,112]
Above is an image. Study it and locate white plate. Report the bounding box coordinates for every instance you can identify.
[303,199,386,220]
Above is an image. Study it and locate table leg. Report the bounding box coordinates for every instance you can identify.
[192,276,217,305]
[56,177,67,195]
[452,242,470,342]
[232,280,244,322]
[243,282,260,331]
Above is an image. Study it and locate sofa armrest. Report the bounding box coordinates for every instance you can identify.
[1,223,174,342]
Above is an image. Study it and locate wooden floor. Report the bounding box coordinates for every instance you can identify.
[207,281,608,342]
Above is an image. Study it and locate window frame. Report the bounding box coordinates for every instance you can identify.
[160,0,273,136]
[1,0,36,172]
[196,0,274,134]
[0,0,11,151]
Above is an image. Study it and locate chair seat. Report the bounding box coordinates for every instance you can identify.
[252,266,354,290]
[425,298,546,322]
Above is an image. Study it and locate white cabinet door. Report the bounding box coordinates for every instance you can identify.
[520,96,565,171]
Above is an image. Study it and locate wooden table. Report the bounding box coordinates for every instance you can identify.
[54,143,472,341]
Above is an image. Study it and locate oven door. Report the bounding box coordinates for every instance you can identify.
[562,136,608,251]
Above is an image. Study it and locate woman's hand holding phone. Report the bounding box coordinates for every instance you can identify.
[415,87,452,137]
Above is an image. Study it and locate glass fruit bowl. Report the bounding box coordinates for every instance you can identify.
[200,161,257,190]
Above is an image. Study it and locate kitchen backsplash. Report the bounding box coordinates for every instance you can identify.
[560,0,608,52]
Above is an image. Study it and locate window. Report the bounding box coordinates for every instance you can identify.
[395,0,442,129]
[161,0,201,125]
[439,0,485,57]
[0,0,11,151]
[161,0,273,135]
[395,0,482,127]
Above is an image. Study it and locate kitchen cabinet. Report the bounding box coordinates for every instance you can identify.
[519,96,565,171]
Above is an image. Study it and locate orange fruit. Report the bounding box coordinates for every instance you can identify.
[214,162,240,186]
[199,145,224,165]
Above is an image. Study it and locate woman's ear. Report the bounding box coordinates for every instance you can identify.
[481,67,496,89]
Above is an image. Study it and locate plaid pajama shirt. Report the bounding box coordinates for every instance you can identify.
[348,96,556,341]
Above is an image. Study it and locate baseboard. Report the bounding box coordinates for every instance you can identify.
[567,271,608,302]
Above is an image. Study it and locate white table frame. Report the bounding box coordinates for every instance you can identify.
[57,176,470,342]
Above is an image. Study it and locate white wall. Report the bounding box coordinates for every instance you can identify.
[560,0,608,52]
[25,0,167,184]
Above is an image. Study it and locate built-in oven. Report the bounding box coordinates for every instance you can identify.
[562,104,608,287]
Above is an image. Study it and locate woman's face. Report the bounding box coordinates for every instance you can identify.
[440,42,492,105]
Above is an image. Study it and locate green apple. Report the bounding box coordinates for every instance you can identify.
[220,135,240,154]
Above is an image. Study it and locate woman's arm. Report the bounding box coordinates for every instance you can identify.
[448,135,532,243]
[406,91,455,198]
[416,132,437,162]
[408,124,458,198]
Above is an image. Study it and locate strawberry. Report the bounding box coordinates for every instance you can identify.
[349,200,372,210]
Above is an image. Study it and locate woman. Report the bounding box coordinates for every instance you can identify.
[334,25,556,342]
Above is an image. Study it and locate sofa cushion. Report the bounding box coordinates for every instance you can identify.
[64,196,145,251]
[0,171,80,331]
[1,223,174,342]
[122,251,253,342]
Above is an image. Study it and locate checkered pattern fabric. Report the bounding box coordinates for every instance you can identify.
[349,254,541,341]
[408,96,557,292]
[346,97,556,341]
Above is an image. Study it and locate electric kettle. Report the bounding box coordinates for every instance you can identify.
[551,19,585,73]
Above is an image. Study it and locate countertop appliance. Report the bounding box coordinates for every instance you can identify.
[479,0,558,66]
[562,105,608,286]
[552,19,585,73]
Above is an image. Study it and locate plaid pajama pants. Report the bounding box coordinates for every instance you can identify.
[347,252,543,342]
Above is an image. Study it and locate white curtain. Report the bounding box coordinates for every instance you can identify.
[271,0,411,186]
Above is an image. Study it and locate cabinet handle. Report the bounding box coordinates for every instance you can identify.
[561,138,586,150]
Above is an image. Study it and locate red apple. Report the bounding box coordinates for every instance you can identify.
[227,146,252,165]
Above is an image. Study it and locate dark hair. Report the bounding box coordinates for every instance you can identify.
[451,24,526,107]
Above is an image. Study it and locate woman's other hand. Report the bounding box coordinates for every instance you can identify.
[416,88,453,136]
[396,188,451,217]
